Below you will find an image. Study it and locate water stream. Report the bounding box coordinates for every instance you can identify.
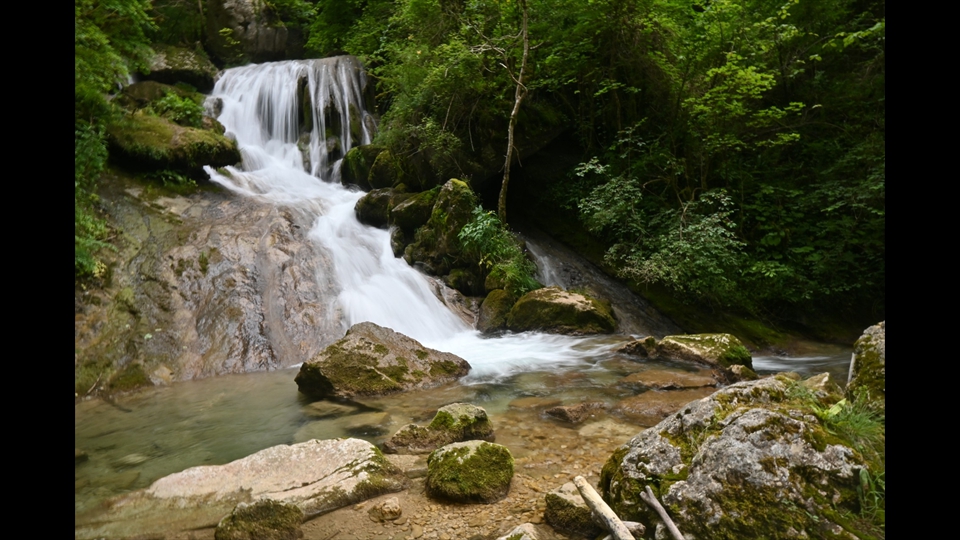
[75,56,853,519]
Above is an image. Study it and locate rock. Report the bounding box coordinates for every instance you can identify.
[506,286,616,335]
[656,333,753,370]
[616,336,658,357]
[106,113,241,178]
[294,322,471,399]
[205,0,305,63]
[618,368,718,390]
[75,438,405,540]
[724,363,759,382]
[846,321,885,414]
[75,448,89,465]
[340,145,385,191]
[383,454,429,478]
[140,45,219,93]
[367,496,402,522]
[577,418,640,440]
[403,179,478,276]
[426,441,514,503]
[383,403,495,454]
[355,188,413,229]
[508,396,563,410]
[802,372,844,402]
[476,289,515,334]
[543,482,602,538]
[600,377,874,539]
[215,500,304,540]
[612,387,716,426]
[368,149,404,189]
[390,187,440,233]
[495,523,541,540]
[544,401,606,424]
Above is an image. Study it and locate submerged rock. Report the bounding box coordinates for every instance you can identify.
[294,322,471,399]
[612,387,716,426]
[215,500,304,540]
[383,402,495,454]
[846,321,885,414]
[426,440,514,503]
[75,438,404,540]
[600,376,875,539]
[505,286,616,335]
[544,401,606,424]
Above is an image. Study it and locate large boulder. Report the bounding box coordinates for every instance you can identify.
[75,438,405,540]
[354,188,412,229]
[106,113,241,177]
[846,321,885,414]
[390,187,440,233]
[403,179,478,276]
[340,145,385,191]
[383,402,495,454]
[476,289,516,334]
[599,376,879,539]
[140,45,219,93]
[425,440,514,503]
[294,322,471,399]
[505,286,616,335]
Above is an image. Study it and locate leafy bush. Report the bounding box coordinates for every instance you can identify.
[149,92,204,127]
[459,206,541,296]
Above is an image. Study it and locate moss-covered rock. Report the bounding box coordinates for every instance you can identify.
[616,336,658,357]
[846,321,884,415]
[543,482,602,538]
[656,333,753,370]
[215,500,304,540]
[443,268,483,297]
[425,441,514,503]
[140,45,219,93]
[389,187,440,233]
[505,286,616,335]
[599,377,878,540]
[476,289,516,334]
[354,188,414,229]
[340,145,386,191]
[384,403,495,454]
[294,322,471,399]
[107,362,152,392]
[403,179,478,276]
[368,149,404,189]
[106,113,241,178]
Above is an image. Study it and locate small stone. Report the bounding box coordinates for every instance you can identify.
[368,496,403,522]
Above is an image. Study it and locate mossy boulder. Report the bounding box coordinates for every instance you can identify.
[425,440,514,503]
[443,268,484,297]
[846,321,885,414]
[544,482,602,538]
[140,45,219,93]
[476,289,516,334]
[340,145,386,191]
[114,81,191,111]
[389,187,440,233]
[354,188,413,229]
[215,500,303,540]
[656,333,753,370]
[403,179,478,276]
[599,377,875,540]
[383,403,495,454]
[294,322,471,399]
[106,113,241,178]
[368,149,404,189]
[205,0,305,63]
[505,286,616,335]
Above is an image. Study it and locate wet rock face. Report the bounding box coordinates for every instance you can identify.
[75,175,341,390]
[846,321,885,413]
[294,322,471,399]
[384,403,495,455]
[506,286,616,335]
[426,441,514,504]
[206,0,305,63]
[75,439,404,540]
[141,45,219,93]
[600,377,870,540]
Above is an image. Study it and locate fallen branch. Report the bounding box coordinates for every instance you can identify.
[599,521,645,540]
[640,485,683,540]
[573,475,635,540]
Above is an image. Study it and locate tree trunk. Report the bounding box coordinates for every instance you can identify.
[497,0,530,226]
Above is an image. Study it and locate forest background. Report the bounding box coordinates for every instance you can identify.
[75,0,884,340]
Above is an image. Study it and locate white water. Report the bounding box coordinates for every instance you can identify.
[205,57,616,381]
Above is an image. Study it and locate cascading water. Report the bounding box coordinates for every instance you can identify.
[204,56,612,378]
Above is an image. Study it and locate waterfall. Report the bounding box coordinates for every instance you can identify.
[205,56,613,379]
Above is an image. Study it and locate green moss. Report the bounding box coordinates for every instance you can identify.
[426,442,514,503]
[415,349,429,360]
[429,360,462,377]
[107,363,151,392]
[198,251,209,275]
[373,344,389,356]
[215,499,303,540]
[719,344,752,368]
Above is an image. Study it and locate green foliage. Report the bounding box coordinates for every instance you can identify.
[148,91,204,127]
[459,206,541,296]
